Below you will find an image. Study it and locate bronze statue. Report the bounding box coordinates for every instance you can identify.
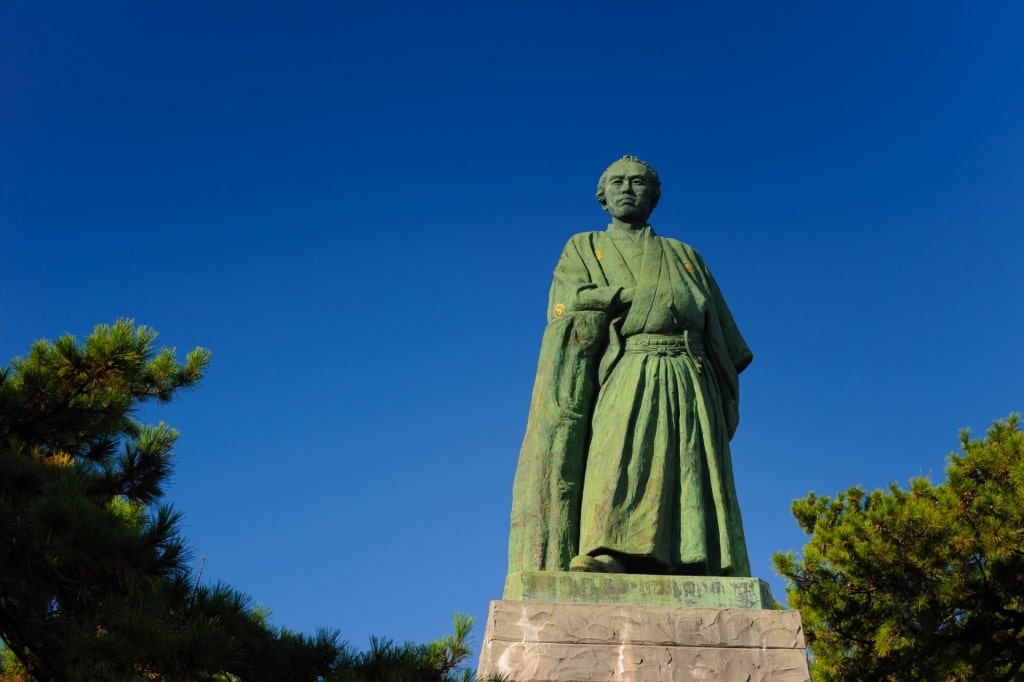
[507,156,753,577]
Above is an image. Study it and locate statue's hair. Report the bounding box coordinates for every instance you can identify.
[595,155,662,214]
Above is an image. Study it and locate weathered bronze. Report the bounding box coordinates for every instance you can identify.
[507,155,753,577]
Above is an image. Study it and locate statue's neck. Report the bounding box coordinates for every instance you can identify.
[609,218,649,235]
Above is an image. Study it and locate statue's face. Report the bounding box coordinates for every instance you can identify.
[602,161,654,223]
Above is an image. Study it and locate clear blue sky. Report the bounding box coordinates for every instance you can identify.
[3,0,1022,655]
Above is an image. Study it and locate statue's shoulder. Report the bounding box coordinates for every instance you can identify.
[657,233,706,262]
[567,229,603,243]
[560,230,603,253]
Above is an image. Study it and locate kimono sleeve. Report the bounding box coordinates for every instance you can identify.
[506,310,608,576]
[548,235,627,322]
[691,249,752,440]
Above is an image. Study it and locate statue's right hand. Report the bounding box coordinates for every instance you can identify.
[616,287,635,311]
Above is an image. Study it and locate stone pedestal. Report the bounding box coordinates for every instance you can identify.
[478,573,810,682]
[504,571,776,609]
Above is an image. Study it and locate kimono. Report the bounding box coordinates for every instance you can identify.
[507,225,752,579]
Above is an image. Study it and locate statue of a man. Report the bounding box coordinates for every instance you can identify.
[507,155,753,577]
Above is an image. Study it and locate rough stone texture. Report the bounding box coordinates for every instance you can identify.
[478,600,811,682]
[504,571,775,609]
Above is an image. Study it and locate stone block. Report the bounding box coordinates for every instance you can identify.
[478,600,810,682]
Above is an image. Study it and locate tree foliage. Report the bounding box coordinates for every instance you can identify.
[0,321,489,681]
[774,414,1024,681]
[0,320,212,680]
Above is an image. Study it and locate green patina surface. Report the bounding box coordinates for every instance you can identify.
[506,156,754,580]
[503,571,775,609]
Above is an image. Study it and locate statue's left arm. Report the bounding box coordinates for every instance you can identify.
[688,247,752,439]
[706,269,753,375]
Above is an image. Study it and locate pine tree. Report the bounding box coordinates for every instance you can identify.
[0,320,498,681]
[0,321,345,680]
[0,320,207,679]
[774,414,1024,681]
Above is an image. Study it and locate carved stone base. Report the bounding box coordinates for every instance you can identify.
[477,600,811,682]
[504,571,776,609]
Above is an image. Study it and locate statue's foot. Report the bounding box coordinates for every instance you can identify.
[569,553,625,573]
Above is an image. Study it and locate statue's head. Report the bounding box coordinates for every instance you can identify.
[596,155,662,221]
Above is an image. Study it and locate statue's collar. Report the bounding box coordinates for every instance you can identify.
[606,224,655,242]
